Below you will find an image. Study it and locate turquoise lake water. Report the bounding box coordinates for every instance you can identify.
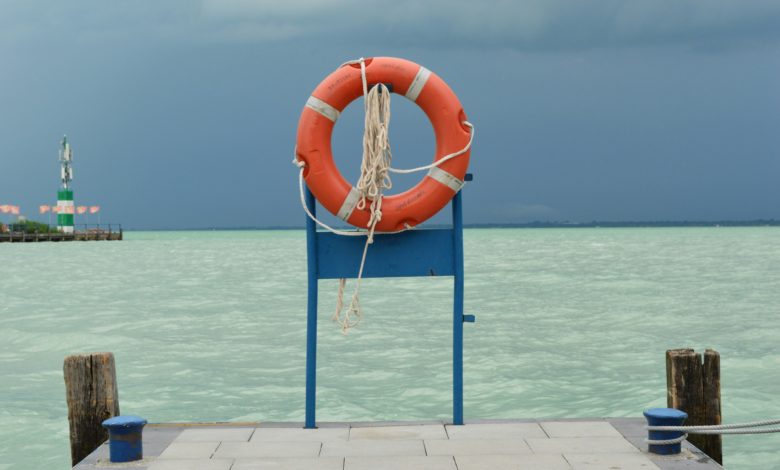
[1,228,778,469]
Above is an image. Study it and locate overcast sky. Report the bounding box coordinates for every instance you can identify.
[1,0,778,229]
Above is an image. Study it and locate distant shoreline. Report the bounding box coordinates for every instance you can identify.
[127,219,780,231]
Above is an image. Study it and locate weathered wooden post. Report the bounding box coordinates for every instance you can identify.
[666,348,722,464]
[64,352,120,466]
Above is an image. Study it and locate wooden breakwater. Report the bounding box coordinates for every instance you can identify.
[0,224,122,243]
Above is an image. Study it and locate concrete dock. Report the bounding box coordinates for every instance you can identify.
[73,419,722,470]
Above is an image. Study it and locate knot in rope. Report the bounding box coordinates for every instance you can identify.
[331,60,395,334]
[355,83,393,213]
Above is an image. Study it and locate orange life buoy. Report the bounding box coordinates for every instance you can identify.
[295,57,472,232]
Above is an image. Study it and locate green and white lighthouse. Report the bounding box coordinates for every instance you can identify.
[57,135,74,233]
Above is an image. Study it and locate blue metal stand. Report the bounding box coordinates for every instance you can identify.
[304,175,473,428]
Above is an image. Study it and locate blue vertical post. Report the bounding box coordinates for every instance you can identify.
[304,185,318,429]
[452,191,465,425]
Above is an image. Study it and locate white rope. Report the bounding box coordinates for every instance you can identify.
[294,160,367,237]
[339,59,475,177]
[646,418,780,445]
[647,434,688,446]
[294,57,475,334]
[388,120,474,174]
[648,418,780,431]
[686,427,780,435]
[330,58,391,334]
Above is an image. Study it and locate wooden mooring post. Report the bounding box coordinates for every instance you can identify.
[63,352,120,466]
[666,348,722,465]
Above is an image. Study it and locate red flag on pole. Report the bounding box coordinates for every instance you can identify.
[40,205,50,214]
[77,206,88,215]
[89,206,100,214]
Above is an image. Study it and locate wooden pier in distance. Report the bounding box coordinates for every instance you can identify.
[0,224,122,243]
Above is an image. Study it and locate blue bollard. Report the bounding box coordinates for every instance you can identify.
[102,415,147,462]
[644,408,688,455]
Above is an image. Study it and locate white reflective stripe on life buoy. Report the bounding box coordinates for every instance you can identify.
[306,96,340,122]
[427,166,464,192]
[336,186,361,221]
[404,66,431,102]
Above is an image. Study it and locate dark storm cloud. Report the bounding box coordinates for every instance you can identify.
[4,1,780,50]
[199,0,780,50]
[1,0,778,229]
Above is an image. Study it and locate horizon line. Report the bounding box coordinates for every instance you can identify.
[122,218,780,231]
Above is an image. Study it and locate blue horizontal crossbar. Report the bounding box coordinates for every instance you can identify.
[316,229,455,279]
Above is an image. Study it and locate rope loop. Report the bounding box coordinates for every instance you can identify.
[646,434,688,446]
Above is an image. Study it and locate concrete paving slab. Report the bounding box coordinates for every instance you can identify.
[231,457,345,470]
[455,454,571,470]
[608,418,648,438]
[349,424,447,440]
[72,419,722,470]
[425,438,532,456]
[347,420,444,428]
[528,437,640,454]
[213,441,322,459]
[624,434,649,452]
[146,459,234,470]
[541,421,623,438]
[321,439,426,457]
[446,423,546,440]
[157,441,220,459]
[565,452,661,470]
[647,445,723,470]
[345,455,456,470]
[143,428,187,456]
[175,427,254,442]
[250,427,348,442]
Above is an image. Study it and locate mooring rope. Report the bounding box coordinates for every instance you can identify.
[294,57,475,334]
[646,419,780,445]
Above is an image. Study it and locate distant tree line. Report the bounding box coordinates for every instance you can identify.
[2,220,58,234]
